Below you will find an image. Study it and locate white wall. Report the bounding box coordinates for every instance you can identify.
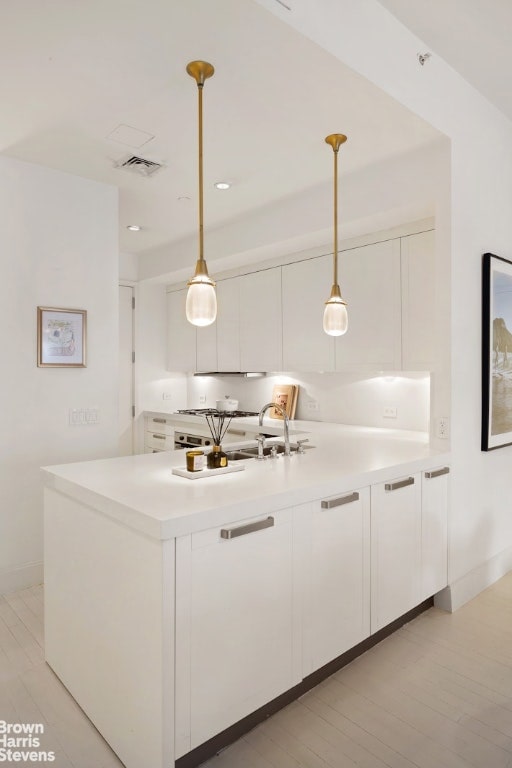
[255,0,512,603]
[0,156,119,593]
[120,251,138,283]
[188,372,430,432]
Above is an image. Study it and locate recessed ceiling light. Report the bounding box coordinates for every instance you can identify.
[214,181,231,190]
[126,224,141,231]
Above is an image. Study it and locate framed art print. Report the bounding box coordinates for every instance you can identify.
[482,253,512,450]
[37,306,87,368]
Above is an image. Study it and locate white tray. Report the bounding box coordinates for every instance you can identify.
[172,464,246,480]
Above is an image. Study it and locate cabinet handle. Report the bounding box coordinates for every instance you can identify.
[220,516,274,540]
[425,466,450,479]
[152,434,166,440]
[227,428,246,436]
[385,477,415,491]
[321,491,359,509]
[153,418,167,424]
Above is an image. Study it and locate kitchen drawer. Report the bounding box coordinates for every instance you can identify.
[145,432,174,451]
[146,416,174,436]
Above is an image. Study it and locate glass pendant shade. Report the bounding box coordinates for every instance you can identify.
[186,278,217,326]
[323,293,348,336]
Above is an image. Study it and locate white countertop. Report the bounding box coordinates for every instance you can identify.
[42,420,450,541]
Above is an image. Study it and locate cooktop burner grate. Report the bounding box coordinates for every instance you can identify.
[176,408,259,418]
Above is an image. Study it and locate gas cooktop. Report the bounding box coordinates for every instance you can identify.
[176,408,258,418]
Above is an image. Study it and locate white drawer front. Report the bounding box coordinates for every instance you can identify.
[145,432,174,451]
[146,416,174,436]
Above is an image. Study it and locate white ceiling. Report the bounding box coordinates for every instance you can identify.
[1,0,446,258]
[377,0,512,122]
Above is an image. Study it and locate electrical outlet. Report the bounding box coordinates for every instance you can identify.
[199,394,206,405]
[383,406,397,418]
[306,400,319,412]
[69,408,99,425]
[436,416,450,439]
[162,392,172,400]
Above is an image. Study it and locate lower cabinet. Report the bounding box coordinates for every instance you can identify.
[421,465,449,599]
[303,487,370,675]
[175,507,301,757]
[370,473,422,633]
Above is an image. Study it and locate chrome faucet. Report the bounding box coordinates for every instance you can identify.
[258,402,291,456]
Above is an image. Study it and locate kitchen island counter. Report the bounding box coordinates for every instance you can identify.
[42,421,449,540]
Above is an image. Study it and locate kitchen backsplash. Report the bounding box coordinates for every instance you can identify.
[185,371,430,432]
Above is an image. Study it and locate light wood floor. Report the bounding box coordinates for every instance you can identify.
[3,577,512,768]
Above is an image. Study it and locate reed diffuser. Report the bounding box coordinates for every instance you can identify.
[205,412,232,469]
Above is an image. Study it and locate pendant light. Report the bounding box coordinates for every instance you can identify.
[185,60,217,327]
[323,133,348,337]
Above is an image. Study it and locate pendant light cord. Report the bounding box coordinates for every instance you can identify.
[197,81,205,264]
[333,146,338,287]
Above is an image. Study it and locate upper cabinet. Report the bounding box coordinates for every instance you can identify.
[282,255,336,372]
[401,230,436,370]
[167,225,436,374]
[239,267,283,372]
[336,239,402,371]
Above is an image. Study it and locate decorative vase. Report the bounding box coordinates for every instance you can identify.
[207,444,228,469]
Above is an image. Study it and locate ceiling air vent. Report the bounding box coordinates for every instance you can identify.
[114,154,164,178]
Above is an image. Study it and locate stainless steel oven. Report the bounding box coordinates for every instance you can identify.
[174,431,214,450]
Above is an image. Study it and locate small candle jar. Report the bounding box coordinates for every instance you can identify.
[186,450,205,472]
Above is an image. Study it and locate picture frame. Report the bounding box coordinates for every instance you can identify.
[37,306,87,368]
[482,253,512,450]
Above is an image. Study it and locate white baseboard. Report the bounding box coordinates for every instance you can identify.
[0,561,43,595]
[435,546,512,612]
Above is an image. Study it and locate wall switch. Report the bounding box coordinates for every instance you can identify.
[69,408,99,426]
[199,394,207,405]
[383,406,397,418]
[436,416,450,439]
[162,392,172,400]
[306,400,319,412]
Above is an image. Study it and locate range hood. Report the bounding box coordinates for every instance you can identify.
[193,372,267,378]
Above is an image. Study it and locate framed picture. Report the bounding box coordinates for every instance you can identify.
[37,306,87,368]
[482,253,512,450]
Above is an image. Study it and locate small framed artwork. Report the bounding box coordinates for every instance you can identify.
[482,253,512,450]
[37,306,87,368]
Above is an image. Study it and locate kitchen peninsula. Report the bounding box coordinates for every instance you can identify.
[43,420,450,768]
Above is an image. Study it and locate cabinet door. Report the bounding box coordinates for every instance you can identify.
[196,324,217,373]
[166,289,196,372]
[371,473,421,633]
[304,488,370,675]
[240,268,282,371]
[421,466,449,599]
[401,230,436,370]
[175,507,298,755]
[336,239,401,371]
[217,278,241,372]
[282,255,336,372]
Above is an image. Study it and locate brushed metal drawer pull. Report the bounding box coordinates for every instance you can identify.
[220,516,274,540]
[385,477,415,491]
[227,428,246,436]
[321,491,359,509]
[425,466,450,479]
[153,418,167,424]
[152,434,166,440]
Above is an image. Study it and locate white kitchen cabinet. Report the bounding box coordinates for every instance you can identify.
[196,322,217,373]
[175,506,300,755]
[166,289,196,372]
[370,473,422,633]
[421,465,449,599]
[335,239,402,371]
[303,487,370,675]
[216,277,241,371]
[401,229,436,370]
[239,268,282,371]
[282,254,336,372]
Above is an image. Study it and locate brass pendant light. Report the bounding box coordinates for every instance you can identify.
[323,133,348,337]
[185,60,217,327]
